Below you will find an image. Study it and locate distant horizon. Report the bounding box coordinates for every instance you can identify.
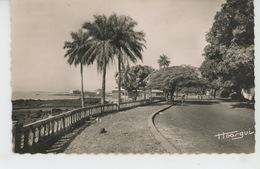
[12,90,102,93]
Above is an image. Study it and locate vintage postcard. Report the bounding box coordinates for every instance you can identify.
[10,0,255,154]
[1,0,259,168]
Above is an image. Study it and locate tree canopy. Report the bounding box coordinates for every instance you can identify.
[115,64,135,91]
[119,65,155,92]
[82,14,146,104]
[157,54,171,70]
[200,0,254,93]
[148,65,208,101]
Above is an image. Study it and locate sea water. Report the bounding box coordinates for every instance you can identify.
[12,91,81,100]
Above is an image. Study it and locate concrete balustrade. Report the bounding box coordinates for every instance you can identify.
[120,99,162,110]
[12,98,164,153]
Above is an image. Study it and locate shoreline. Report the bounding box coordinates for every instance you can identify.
[12,98,101,109]
[12,98,101,125]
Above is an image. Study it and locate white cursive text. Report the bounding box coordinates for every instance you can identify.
[215,128,254,140]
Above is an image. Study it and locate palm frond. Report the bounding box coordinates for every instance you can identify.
[63,29,93,67]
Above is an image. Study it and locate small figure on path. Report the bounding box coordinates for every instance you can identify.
[181,93,186,106]
[99,128,107,134]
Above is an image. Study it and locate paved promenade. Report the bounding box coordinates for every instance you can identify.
[64,103,168,154]
[155,101,255,153]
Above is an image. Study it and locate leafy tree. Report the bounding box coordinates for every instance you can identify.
[157,54,171,70]
[191,78,211,95]
[199,45,223,98]
[63,30,92,108]
[148,65,207,101]
[130,65,154,94]
[129,65,155,89]
[117,65,154,100]
[200,0,254,96]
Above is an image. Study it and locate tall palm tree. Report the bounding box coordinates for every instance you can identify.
[63,29,92,108]
[83,14,146,107]
[82,15,116,105]
[157,54,171,71]
[108,14,146,108]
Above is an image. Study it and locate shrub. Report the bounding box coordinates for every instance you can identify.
[219,89,230,98]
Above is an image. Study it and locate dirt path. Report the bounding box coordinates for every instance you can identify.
[64,103,168,154]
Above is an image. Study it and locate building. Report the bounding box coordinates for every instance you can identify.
[242,87,255,101]
[147,89,164,98]
[111,87,129,99]
[111,87,164,101]
[69,90,81,94]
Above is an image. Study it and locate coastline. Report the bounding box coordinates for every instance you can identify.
[12,97,101,125]
[12,91,83,100]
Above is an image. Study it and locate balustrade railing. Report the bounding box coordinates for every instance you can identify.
[13,98,164,153]
[120,98,164,110]
[120,99,149,110]
[12,104,117,153]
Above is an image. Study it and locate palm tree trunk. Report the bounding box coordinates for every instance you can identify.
[101,62,106,105]
[213,89,217,99]
[176,85,178,99]
[80,63,85,108]
[144,89,146,100]
[124,80,127,102]
[118,57,121,110]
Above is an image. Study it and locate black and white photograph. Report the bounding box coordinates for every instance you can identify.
[1,0,260,168]
[8,0,256,155]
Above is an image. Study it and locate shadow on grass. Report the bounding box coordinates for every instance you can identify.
[231,102,255,110]
[148,102,172,106]
[216,98,255,110]
[173,100,220,106]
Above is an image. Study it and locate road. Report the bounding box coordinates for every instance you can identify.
[154,100,255,153]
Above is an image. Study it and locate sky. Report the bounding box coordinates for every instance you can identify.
[11,0,226,92]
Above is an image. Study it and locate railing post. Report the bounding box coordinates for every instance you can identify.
[71,114,73,125]
[51,121,55,135]
[44,123,48,136]
[48,121,52,134]
[32,127,37,146]
[63,117,66,129]
[13,121,22,153]
[39,125,43,142]
[23,129,30,151]
[61,118,64,130]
